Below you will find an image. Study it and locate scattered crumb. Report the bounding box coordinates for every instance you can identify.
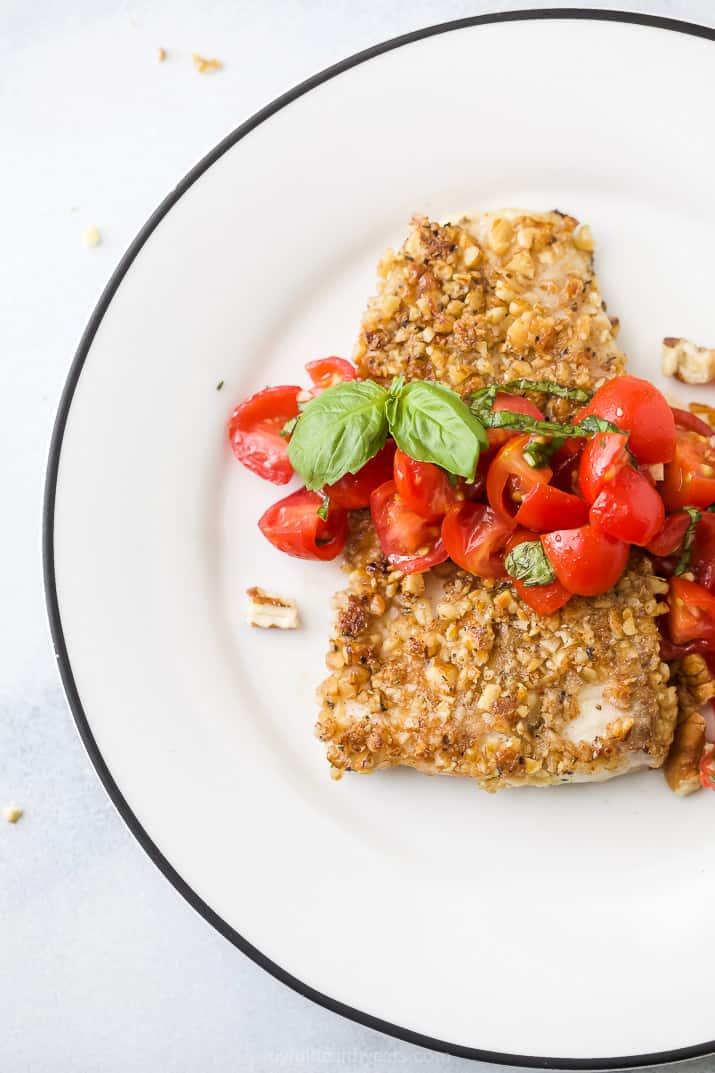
[216,379,224,391]
[192,53,222,74]
[3,806,23,824]
[82,225,102,248]
[247,587,299,630]
[157,47,167,62]
[662,336,715,385]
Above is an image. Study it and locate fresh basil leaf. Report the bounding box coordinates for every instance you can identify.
[523,435,566,469]
[389,374,406,397]
[502,378,592,404]
[280,415,299,438]
[287,380,388,490]
[674,508,702,576]
[387,380,487,481]
[505,540,557,587]
[316,495,330,521]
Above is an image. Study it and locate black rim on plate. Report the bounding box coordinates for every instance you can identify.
[43,10,715,1069]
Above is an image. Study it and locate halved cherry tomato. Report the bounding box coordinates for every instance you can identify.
[326,441,396,509]
[692,513,715,593]
[305,356,356,391]
[486,434,552,528]
[228,384,301,484]
[505,529,572,614]
[589,466,665,546]
[700,744,715,791]
[646,511,692,557]
[578,431,630,503]
[393,450,462,520]
[576,375,675,464]
[487,394,545,450]
[258,488,347,560]
[660,428,715,511]
[668,577,715,651]
[441,502,512,579]
[370,480,448,573]
[515,483,589,532]
[541,526,630,596]
[672,407,713,437]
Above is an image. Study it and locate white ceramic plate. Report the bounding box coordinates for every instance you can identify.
[45,12,715,1068]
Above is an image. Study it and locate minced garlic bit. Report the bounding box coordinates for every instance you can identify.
[192,53,222,74]
[3,806,23,824]
[662,336,715,385]
[157,47,167,61]
[246,587,299,630]
[82,225,101,248]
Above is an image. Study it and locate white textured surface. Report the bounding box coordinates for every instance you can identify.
[3,2,715,1070]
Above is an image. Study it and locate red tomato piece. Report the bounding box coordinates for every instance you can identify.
[668,577,715,651]
[541,526,630,596]
[487,394,545,450]
[660,428,715,511]
[514,483,589,532]
[589,466,665,546]
[672,407,714,437]
[228,384,301,484]
[441,502,512,579]
[258,488,347,561]
[645,512,692,557]
[369,480,448,574]
[304,356,356,390]
[700,744,715,791]
[692,513,715,593]
[550,439,583,494]
[505,529,572,614]
[393,450,462,520]
[486,434,552,528]
[326,441,396,509]
[578,431,631,503]
[576,375,675,464]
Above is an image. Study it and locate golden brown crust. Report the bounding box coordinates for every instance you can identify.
[317,517,677,790]
[354,211,626,415]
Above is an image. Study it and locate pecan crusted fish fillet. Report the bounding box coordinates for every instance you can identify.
[316,211,678,789]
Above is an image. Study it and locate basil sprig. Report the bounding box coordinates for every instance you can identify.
[505,540,557,587]
[674,508,702,576]
[287,377,488,489]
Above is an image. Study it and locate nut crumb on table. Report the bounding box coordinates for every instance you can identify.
[82,225,101,248]
[192,53,222,74]
[3,806,23,824]
[157,47,166,62]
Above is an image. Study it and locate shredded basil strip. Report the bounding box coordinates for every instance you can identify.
[523,435,567,469]
[316,495,330,521]
[500,378,592,403]
[475,407,622,441]
[470,380,591,423]
[674,508,702,576]
[505,540,557,587]
[280,415,299,438]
